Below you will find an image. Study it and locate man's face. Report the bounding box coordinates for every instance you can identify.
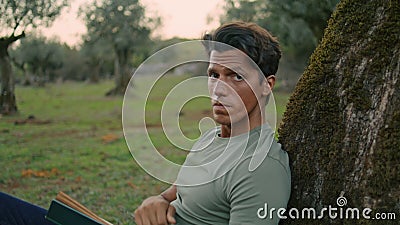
[207,49,271,127]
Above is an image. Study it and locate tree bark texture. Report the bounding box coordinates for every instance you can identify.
[279,0,399,224]
[0,54,17,115]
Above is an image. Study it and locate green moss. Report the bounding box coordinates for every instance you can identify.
[279,0,400,224]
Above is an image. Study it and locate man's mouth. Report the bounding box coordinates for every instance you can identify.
[212,101,230,109]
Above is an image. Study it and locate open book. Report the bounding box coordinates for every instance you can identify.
[46,191,113,225]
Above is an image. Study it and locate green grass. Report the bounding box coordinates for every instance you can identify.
[0,76,291,224]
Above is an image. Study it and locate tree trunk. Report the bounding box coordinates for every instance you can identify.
[0,32,25,115]
[37,67,46,87]
[0,54,17,115]
[114,55,120,83]
[106,49,132,96]
[278,0,399,224]
[89,62,101,83]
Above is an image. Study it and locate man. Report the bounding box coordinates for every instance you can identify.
[0,21,290,225]
[134,22,291,225]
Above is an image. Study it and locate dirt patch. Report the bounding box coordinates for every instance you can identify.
[14,115,52,125]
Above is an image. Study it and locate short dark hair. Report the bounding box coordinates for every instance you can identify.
[202,21,281,77]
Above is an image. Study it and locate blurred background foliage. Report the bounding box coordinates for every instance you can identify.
[220,0,340,89]
[1,0,340,114]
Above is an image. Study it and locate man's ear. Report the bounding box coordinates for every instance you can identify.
[262,75,275,96]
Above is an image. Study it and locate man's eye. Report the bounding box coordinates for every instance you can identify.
[233,74,244,81]
[208,72,219,79]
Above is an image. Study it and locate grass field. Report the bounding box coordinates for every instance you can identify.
[0,75,291,224]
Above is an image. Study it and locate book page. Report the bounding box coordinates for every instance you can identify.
[55,191,113,225]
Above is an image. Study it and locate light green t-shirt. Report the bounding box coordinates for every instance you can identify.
[171,123,291,225]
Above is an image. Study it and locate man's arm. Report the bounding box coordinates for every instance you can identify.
[134,185,177,225]
[160,185,177,202]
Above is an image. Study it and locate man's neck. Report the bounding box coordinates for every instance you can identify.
[219,116,265,138]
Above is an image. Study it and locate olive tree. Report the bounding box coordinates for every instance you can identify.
[0,0,68,114]
[0,0,67,115]
[80,0,160,95]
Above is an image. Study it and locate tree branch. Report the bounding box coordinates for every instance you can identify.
[6,32,26,46]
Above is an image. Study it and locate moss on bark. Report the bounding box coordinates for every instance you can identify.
[278,0,399,224]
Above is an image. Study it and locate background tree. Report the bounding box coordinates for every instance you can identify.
[221,0,339,53]
[0,0,68,115]
[221,0,259,23]
[279,0,399,224]
[11,35,64,86]
[80,0,160,95]
[219,0,339,90]
[80,38,114,83]
[56,45,89,82]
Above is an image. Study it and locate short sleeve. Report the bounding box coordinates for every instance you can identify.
[227,156,291,225]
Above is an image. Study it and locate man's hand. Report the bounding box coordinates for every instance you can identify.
[134,195,177,225]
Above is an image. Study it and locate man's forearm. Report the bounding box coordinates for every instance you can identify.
[160,185,177,202]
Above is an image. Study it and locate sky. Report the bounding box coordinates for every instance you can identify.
[39,0,225,47]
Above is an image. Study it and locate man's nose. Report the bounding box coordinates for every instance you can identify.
[212,79,228,98]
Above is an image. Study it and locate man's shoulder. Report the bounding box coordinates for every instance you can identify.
[231,140,290,180]
[266,141,290,171]
[266,141,290,178]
